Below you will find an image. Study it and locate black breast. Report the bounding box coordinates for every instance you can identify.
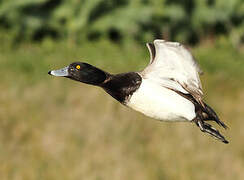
[101,72,142,104]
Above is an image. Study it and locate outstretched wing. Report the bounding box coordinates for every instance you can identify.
[141,39,204,105]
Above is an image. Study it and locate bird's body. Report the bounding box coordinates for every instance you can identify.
[49,39,228,143]
[126,78,196,122]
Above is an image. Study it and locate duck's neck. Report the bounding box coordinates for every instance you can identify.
[101,72,142,104]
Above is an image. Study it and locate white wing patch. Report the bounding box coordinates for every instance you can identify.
[141,39,204,103]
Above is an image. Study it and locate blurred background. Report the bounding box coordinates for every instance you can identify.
[0,0,244,179]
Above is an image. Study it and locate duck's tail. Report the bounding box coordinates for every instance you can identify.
[166,88,229,143]
[203,103,228,129]
[194,102,229,144]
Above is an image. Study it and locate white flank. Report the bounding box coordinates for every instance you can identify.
[126,79,196,122]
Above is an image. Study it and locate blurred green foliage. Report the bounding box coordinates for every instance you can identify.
[0,0,243,45]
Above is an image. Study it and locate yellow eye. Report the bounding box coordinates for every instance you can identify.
[76,65,81,69]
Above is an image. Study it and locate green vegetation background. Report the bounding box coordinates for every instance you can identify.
[0,0,244,179]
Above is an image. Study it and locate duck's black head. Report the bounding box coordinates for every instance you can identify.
[48,62,108,85]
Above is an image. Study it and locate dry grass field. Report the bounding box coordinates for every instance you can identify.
[0,40,244,180]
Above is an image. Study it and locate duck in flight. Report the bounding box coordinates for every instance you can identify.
[48,39,228,143]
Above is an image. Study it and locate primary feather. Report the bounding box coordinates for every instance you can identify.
[141,39,204,105]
